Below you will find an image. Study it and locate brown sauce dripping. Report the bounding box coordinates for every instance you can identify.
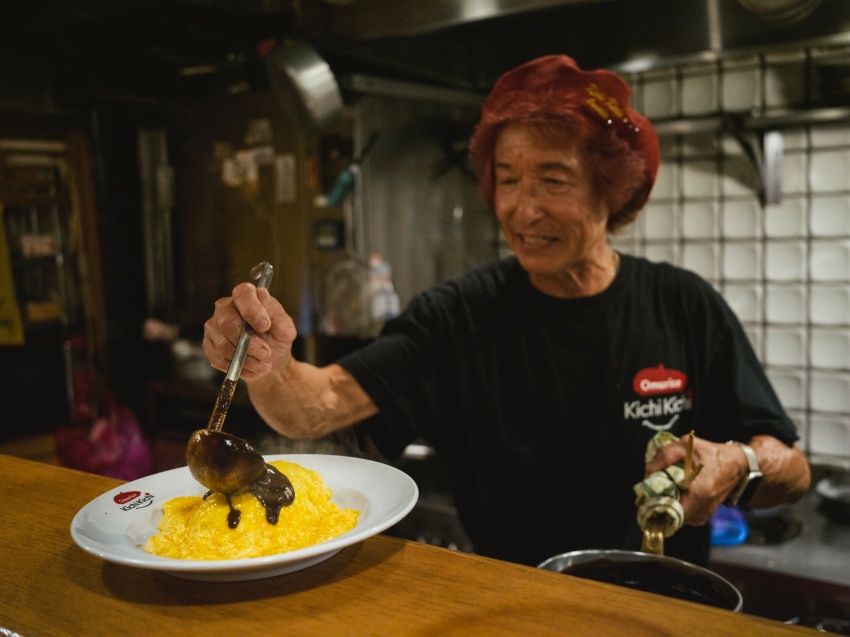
[203,464,295,529]
[640,516,666,555]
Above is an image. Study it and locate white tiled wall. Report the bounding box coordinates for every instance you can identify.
[614,46,850,468]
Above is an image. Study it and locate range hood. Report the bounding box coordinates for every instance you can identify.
[299,0,850,92]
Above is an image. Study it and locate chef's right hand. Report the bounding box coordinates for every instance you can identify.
[203,282,298,381]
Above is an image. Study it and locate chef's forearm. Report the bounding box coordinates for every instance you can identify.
[247,361,378,439]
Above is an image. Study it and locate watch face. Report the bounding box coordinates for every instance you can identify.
[738,473,763,507]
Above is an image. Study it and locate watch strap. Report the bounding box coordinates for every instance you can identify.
[735,442,760,474]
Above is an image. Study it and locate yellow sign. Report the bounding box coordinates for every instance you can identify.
[0,203,25,345]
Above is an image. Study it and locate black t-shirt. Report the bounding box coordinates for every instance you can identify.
[338,255,799,567]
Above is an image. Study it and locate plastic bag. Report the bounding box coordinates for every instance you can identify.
[56,388,154,481]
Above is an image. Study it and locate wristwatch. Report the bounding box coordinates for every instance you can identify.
[725,441,763,507]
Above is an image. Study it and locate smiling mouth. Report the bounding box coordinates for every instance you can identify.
[517,232,557,246]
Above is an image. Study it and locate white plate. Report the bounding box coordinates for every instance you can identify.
[70,453,418,582]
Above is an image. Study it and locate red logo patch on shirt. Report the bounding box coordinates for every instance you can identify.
[632,365,687,396]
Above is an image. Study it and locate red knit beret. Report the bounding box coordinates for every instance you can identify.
[470,55,660,217]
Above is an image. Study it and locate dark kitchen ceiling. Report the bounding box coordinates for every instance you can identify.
[5,0,300,105]
[6,0,850,106]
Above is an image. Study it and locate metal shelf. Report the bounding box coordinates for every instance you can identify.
[653,106,850,136]
[652,107,850,205]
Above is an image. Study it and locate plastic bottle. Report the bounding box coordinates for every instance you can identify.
[369,254,400,336]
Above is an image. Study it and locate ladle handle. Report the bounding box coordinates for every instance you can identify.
[225,261,274,381]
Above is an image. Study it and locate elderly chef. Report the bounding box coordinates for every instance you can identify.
[203,55,811,567]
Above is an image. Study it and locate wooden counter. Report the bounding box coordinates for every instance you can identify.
[0,455,821,636]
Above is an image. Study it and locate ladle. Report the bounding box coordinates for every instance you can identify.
[186,261,274,496]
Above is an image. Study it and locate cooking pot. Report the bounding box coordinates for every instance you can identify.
[538,549,742,612]
[266,40,344,132]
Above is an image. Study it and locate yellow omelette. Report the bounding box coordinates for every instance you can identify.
[144,460,359,560]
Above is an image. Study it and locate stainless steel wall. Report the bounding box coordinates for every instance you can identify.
[352,95,499,305]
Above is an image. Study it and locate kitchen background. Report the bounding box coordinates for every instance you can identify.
[2,1,850,473]
[2,0,850,495]
[2,0,850,626]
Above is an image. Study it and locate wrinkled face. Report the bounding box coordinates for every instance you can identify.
[494,123,611,293]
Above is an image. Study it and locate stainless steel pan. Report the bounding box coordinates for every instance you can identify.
[266,40,344,132]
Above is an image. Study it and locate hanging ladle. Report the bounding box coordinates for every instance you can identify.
[186,261,274,496]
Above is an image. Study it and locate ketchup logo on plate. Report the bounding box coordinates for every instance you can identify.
[114,491,141,504]
[632,364,687,396]
[114,490,155,510]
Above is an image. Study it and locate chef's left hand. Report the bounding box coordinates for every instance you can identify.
[644,435,741,526]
